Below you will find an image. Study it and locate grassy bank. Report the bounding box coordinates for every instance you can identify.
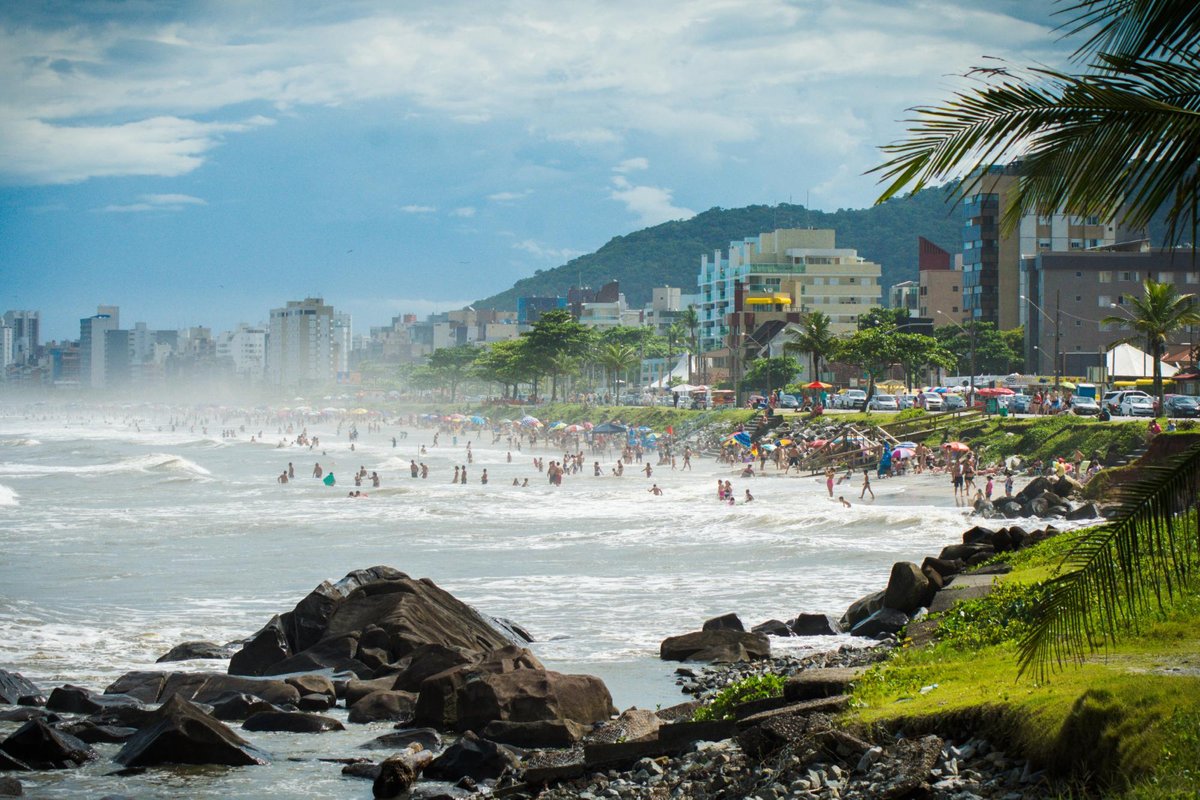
[847,527,1200,797]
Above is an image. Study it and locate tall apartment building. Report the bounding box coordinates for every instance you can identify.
[888,281,919,313]
[917,237,966,326]
[0,326,12,378]
[216,323,268,380]
[2,311,40,365]
[79,306,119,388]
[962,165,1119,329]
[698,228,882,352]
[267,298,340,387]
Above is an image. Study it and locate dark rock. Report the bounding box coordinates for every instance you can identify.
[998,499,1024,518]
[850,608,910,638]
[242,711,344,733]
[0,673,39,707]
[1052,475,1084,499]
[342,762,381,780]
[391,644,478,692]
[879,734,944,798]
[59,722,137,744]
[921,556,965,583]
[0,776,20,796]
[921,566,944,593]
[939,543,994,562]
[424,731,517,783]
[114,695,269,767]
[283,675,336,702]
[296,693,334,712]
[414,646,543,730]
[1066,501,1102,520]
[356,625,392,671]
[750,619,792,637]
[345,676,399,707]
[1015,476,1053,505]
[360,728,441,751]
[260,634,369,679]
[479,718,588,748]
[1008,526,1028,548]
[347,690,417,724]
[991,528,1014,552]
[961,525,994,545]
[659,629,770,663]
[0,720,96,769]
[789,613,841,636]
[207,692,280,722]
[701,613,744,632]
[456,669,614,733]
[156,641,234,663]
[488,616,534,645]
[0,709,55,724]
[881,561,933,614]
[46,685,142,715]
[103,672,166,705]
[0,750,31,772]
[228,615,292,677]
[105,671,301,708]
[839,589,885,630]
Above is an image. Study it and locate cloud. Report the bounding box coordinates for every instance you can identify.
[98,192,208,213]
[613,157,648,174]
[487,190,530,202]
[514,239,586,261]
[450,206,476,217]
[609,175,695,227]
[400,204,436,213]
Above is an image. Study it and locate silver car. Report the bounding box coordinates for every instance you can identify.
[868,394,899,411]
[1119,395,1156,417]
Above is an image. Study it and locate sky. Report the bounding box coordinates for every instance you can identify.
[0,0,1071,342]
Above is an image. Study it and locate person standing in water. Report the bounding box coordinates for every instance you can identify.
[825,467,836,498]
[860,469,874,501]
[481,469,488,485]
[452,465,460,483]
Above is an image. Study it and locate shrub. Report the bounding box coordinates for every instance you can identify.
[692,674,786,721]
[932,579,1050,650]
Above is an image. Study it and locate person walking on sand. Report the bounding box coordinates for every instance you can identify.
[860,469,874,501]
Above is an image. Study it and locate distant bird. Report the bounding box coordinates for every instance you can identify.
[346,249,354,254]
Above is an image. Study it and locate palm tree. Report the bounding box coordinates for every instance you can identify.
[1102,278,1200,411]
[595,343,639,405]
[679,305,700,384]
[870,0,1200,679]
[871,0,1200,245]
[784,311,836,383]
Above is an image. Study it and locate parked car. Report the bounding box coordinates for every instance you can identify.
[942,394,966,411]
[778,393,801,409]
[897,394,919,409]
[1009,394,1032,414]
[868,394,899,411]
[1119,394,1156,417]
[1163,394,1200,418]
[917,392,944,411]
[1070,396,1101,416]
[1102,389,1150,414]
[835,389,867,410]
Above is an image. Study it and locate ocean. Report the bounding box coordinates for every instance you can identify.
[0,405,976,797]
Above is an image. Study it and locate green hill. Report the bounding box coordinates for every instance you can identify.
[475,185,965,311]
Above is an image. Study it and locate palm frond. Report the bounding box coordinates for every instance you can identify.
[1017,441,1200,681]
[1058,0,1200,61]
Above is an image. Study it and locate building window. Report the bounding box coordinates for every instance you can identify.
[1189,272,1200,283]
[1159,272,1175,283]
[1075,320,1082,326]
[952,306,959,313]
[1098,271,1112,283]
[951,285,959,292]
[1075,295,1082,302]
[1075,271,1083,277]
[1120,271,1137,281]
[1098,295,1111,307]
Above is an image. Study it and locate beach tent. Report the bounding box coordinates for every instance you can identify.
[1106,343,1177,379]
[592,422,627,434]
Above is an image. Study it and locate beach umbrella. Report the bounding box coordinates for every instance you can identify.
[352,408,370,415]
[550,421,567,430]
[583,421,594,430]
[934,387,949,393]
[637,426,652,433]
[520,415,541,426]
[1059,381,1077,390]
[564,424,585,433]
[803,380,834,389]
[896,441,918,449]
[592,422,627,434]
[761,442,776,451]
[943,441,971,453]
[733,432,752,447]
[470,415,487,425]
[644,433,658,441]
[892,447,915,459]
[809,439,827,448]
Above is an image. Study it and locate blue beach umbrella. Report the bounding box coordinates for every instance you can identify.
[733,432,752,447]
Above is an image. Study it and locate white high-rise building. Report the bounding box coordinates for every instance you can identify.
[267,298,338,387]
[0,326,13,378]
[216,323,268,380]
[79,306,119,389]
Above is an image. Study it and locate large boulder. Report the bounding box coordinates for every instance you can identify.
[347,690,417,724]
[230,569,513,678]
[789,613,841,636]
[207,693,279,722]
[659,630,770,663]
[0,720,96,769]
[479,719,588,748]
[0,672,40,707]
[390,644,477,692]
[156,641,235,663]
[849,608,910,639]
[414,646,542,731]
[455,669,615,733]
[938,543,994,562]
[750,619,792,637]
[882,562,934,614]
[241,711,344,733]
[424,731,518,783]
[228,616,292,677]
[1066,501,1103,521]
[46,685,142,715]
[839,590,885,631]
[1052,475,1084,499]
[1015,476,1053,505]
[0,776,22,795]
[701,613,744,632]
[115,695,269,767]
[105,671,299,708]
[58,721,137,744]
[359,728,442,752]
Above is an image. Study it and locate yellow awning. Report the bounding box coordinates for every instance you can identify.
[744,294,791,305]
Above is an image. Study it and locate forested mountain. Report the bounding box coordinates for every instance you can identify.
[475,185,965,311]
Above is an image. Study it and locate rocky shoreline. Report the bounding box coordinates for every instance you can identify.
[0,494,1095,800]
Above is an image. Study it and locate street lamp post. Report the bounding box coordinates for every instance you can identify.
[936,310,976,402]
[1021,293,1062,389]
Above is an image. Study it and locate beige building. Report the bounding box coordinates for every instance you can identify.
[917,237,966,327]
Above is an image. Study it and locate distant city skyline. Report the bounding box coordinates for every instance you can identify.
[1,1,1069,341]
